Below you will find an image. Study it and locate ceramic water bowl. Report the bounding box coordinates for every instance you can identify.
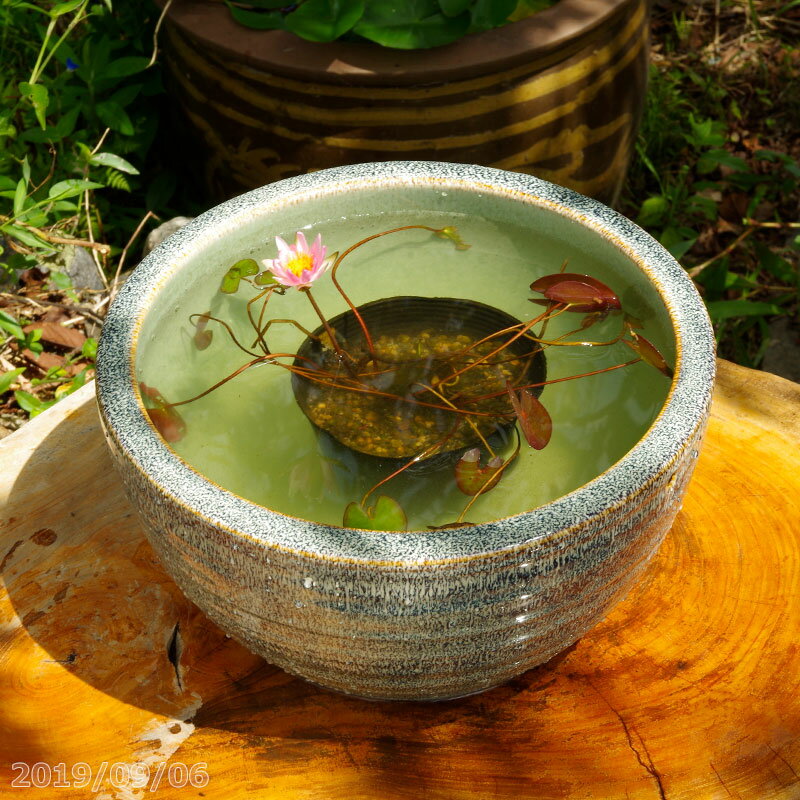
[96,162,715,701]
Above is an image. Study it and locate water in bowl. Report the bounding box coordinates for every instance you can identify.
[137,210,673,530]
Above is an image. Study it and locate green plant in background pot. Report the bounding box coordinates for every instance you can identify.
[222,0,557,48]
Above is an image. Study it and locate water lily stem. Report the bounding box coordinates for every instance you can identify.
[189,313,261,358]
[246,286,276,354]
[329,224,466,362]
[466,358,643,404]
[360,430,458,508]
[300,287,355,374]
[416,382,496,458]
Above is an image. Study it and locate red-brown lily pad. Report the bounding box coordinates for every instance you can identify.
[623,332,674,379]
[139,382,187,443]
[193,313,213,351]
[507,383,552,450]
[454,448,504,496]
[530,272,621,313]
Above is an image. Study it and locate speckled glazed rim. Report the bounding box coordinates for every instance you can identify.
[96,162,716,564]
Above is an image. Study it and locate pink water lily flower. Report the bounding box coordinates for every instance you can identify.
[263,231,329,288]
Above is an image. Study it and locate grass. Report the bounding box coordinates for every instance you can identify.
[621,0,800,367]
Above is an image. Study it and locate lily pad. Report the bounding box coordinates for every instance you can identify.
[454,447,504,495]
[343,495,407,531]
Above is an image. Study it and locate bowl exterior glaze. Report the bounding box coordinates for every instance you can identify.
[96,162,715,701]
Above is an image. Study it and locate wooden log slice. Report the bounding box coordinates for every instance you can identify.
[0,359,798,798]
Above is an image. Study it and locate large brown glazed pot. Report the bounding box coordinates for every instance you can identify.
[160,0,649,204]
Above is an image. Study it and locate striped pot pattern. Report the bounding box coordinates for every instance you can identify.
[160,0,649,204]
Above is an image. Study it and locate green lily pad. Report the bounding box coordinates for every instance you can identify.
[343,495,407,531]
[220,258,260,293]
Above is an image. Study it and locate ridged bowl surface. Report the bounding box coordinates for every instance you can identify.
[96,162,715,701]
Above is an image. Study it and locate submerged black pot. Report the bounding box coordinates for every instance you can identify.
[292,295,547,462]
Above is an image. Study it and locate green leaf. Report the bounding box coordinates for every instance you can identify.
[0,368,25,395]
[11,2,51,16]
[96,100,134,135]
[109,83,142,107]
[0,115,16,138]
[55,367,90,399]
[754,241,796,285]
[220,258,260,293]
[90,151,140,174]
[103,56,149,80]
[685,113,725,149]
[694,256,728,301]
[354,0,470,48]
[14,389,56,418]
[255,271,277,286]
[660,226,697,261]
[15,208,48,227]
[1,223,52,250]
[686,193,719,222]
[706,300,782,321]
[285,0,365,41]
[697,148,749,175]
[636,195,669,228]
[48,270,74,292]
[13,179,27,217]
[220,269,241,294]
[48,179,104,200]
[470,0,517,29]
[81,337,98,360]
[19,82,49,130]
[438,0,471,14]
[232,258,259,277]
[21,155,30,186]
[50,0,85,16]
[0,310,24,340]
[224,1,284,30]
[52,201,80,213]
[19,105,80,143]
[343,495,407,531]
[21,328,43,355]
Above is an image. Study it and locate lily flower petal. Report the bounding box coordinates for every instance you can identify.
[261,231,329,288]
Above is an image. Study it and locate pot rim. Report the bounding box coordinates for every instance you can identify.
[161,0,635,85]
[96,162,716,565]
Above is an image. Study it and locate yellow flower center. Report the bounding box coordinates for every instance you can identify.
[286,253,313,276]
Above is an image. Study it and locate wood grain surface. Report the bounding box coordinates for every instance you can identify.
[1,360,798,799]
